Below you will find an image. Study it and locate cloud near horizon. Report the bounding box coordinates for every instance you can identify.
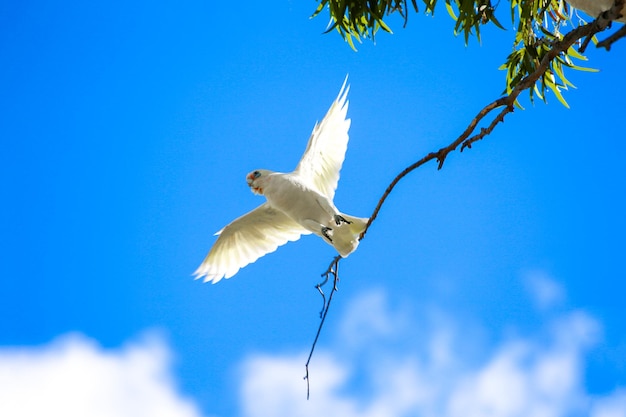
[1,275,625,417]
[238,279,626,417]
[0,332,205,417]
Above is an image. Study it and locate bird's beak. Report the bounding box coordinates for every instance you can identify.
[246,172,263,194]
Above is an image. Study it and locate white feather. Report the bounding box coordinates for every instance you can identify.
[194,203,310,283]
[294,76,350,199]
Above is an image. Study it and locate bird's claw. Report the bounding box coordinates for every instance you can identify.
[321,226,333,242]
[334,214,352,226]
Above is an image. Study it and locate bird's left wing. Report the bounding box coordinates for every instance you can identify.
[194,203,310,283]
[294,77,351,199]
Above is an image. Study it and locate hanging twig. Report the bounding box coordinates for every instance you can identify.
[304,255,340,400]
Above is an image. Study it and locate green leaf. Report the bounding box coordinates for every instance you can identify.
[445,1,458,20]
[553,61,575,88]
[378,18,393,34]
[566,45,588,61]
[545,76,570,108]
[345,33,357,51]
[568,63,599,72]
[490,13,507,30]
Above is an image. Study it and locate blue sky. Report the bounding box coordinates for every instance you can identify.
[1,1,625,416]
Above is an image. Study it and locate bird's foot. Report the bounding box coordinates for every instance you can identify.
[321,226,333,242]
[334,214,352,226]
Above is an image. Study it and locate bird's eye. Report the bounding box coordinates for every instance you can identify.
[253,171,261,178]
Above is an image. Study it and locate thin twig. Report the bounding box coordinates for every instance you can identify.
[597,24,626,50]
[304,256,340,400]
[359,96,509,242]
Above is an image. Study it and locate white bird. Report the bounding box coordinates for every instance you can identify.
[194,79,368,283]
[566,0,626,23]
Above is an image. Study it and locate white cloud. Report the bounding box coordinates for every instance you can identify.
[524,270,565,310]
[237,287,622,417]
[336,290,408,347]
[447,312,596,417]
[591,390,626,417]
[239,352,359,417]
[0,332,205,417]
[4,276,619,417]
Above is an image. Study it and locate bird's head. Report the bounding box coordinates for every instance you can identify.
[246,169,270,195]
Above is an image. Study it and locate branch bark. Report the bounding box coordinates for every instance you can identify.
[597,24,626,50]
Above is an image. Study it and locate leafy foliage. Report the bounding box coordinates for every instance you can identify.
[311,0,599,106]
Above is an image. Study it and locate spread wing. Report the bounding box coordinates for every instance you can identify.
[294,77,351,200]
[194,203,310,283]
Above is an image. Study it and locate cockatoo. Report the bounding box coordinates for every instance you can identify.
[566,0,625,23]
[194,80,368,283]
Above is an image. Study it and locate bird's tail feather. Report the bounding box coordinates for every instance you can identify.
[332,214,369,258]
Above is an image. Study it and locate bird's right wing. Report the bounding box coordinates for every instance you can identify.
[294,77,350,200]
[194,203,310,283]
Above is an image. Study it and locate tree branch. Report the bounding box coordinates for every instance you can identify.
[361,0,622,241]
[597,24,626,51]
[304,0,624,398]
